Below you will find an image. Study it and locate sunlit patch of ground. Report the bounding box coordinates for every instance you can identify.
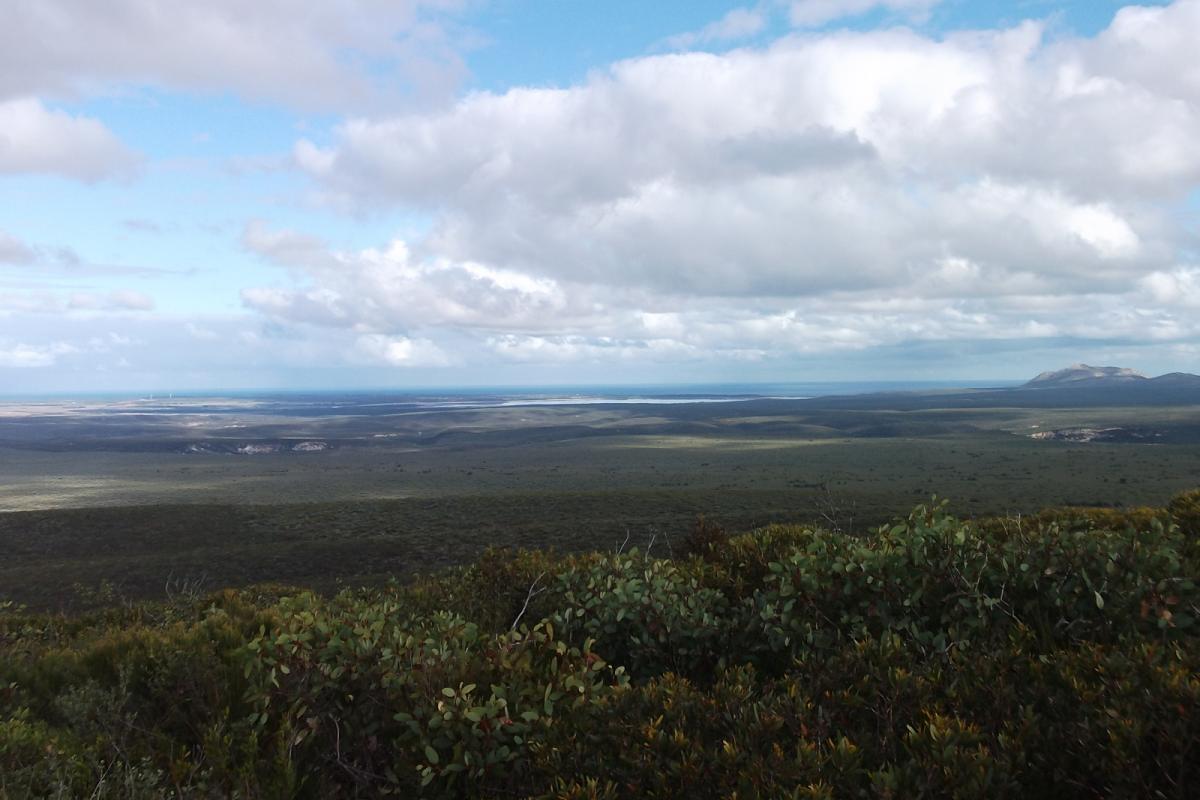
[597,435,847,451]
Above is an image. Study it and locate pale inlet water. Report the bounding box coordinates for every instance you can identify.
[0,380,1012,415]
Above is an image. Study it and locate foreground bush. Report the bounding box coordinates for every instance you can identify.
[1,496,1197,797]
[1169,487,1200,539]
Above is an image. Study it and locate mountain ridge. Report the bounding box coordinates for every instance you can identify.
[1021,364,1200,389]
[1024,363,1148,387]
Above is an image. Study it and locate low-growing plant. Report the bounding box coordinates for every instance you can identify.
[243,592,627,796]
[1,497,1197,797]
[1168,487,1200,538]
[680,514,729,559]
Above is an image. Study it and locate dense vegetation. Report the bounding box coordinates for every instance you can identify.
[2,491,1198,798]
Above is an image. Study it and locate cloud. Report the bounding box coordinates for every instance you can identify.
[242,223,583,333]
[0,341,77,368]
[664,7,768,50]
[0,98,138,181]
[241,220,340,272]
[355,333,453,367]
[122,219,163,234]
[236,225,1200,375]
[1140,267,1200,309]
[265,2,1200,369]
[0,289,155,316]
[0,235,188,279]
[185,323,221,341]
[67,291,156,312]
[485,334,771,365]
[788,0,943,27]
[0,0,470,112]
[297,14,1188,281]
[0,231,36,265]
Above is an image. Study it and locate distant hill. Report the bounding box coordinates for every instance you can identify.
[1024,364,1147,387]
[1149,371,1200,388]
[1019,364,1200,390]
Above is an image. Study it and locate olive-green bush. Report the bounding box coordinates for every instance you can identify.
[1169,488,1200,538]
[2,495,1197,798]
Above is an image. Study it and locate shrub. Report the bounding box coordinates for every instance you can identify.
[680,514,729,559]
[749,501,1196,666]
[1168,487,1200,538]
[243,593,626,797]
[2,498,1197,797]
[547,551,734,681]
[530,632,1200,799]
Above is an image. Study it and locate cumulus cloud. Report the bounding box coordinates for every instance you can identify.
[0,0,469,112]
[1140,267,1200,309]
[260,2,1200,369]
[0,98,138,181]
[296,15,1194,291]
[242,223,585,333]
[238,227,1200,374]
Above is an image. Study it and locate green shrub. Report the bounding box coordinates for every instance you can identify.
[398,547,570,634]
[750,501,1196,668]
[1168,487,1200,538]
[2,498,1197,797]
[543,551,734,681]
[243,592,626,797]
[530,632,1200,799]
[697,523,818,601]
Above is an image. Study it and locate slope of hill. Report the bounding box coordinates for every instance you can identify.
[1150,371,1200,387]
[1021,363,1200,390]
[1024,363,1147,387]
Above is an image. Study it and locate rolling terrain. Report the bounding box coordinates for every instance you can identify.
[2,372,1199,608]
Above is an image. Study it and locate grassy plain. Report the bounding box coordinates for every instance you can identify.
[2,388,1199,608]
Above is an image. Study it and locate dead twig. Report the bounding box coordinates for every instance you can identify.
[615,529,631,555]
[510,571,548,631]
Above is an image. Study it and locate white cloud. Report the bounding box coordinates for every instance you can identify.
[297,13,1191,290]
[1140,267,1200,309]
[355,334,453,367]
[0,98,138,181]
[0,341,77,368]
[1083,1,1200,107]
[788,0,942,27]
[486,335,714,364]
[261,2,1200,369]
[241,223,586,333]
[665,7,768,50]
[0,0,469,112]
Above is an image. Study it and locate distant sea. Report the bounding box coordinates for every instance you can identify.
[1,381,1018,413]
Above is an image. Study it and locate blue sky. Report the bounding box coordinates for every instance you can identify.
[1,0,1196,392]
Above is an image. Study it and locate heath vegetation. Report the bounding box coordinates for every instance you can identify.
[2,490,1198,797]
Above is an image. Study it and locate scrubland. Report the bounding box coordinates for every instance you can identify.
[2,493,1198,797]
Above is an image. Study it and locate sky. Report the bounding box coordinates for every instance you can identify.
[1,0,1198,392]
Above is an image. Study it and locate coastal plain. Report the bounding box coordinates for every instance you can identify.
[3,385,1199,607]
